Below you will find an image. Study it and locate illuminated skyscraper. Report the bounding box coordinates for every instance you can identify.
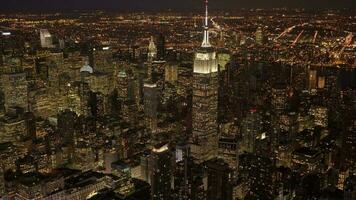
[271,82,288,114]
[144,82,158,134]
[150,143,172,200]
[0,65,28,112]
[40,29,53,48]
[240,109,263,153]
[217,50,230,72]
[191,0,219,162]
[57,109,78,161]
[165,62,178,83]
[308,69,317,90]
[148,36,157,62]
[255,27,263,45]
[92,46,113,74]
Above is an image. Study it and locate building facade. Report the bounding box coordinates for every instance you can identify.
[191,0,219,162]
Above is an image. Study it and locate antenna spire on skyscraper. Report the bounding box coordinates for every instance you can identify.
[205,0,208,27]
[201,0,211,47]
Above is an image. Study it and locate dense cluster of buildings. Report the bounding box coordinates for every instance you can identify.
[0,2,355,200]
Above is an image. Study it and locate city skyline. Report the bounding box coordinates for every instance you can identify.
[1,0,356,12]
[0,0,355,199]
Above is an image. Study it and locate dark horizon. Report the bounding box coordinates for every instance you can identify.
[1,0,356,12]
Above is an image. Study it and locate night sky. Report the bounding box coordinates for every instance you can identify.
[0,0,355,11]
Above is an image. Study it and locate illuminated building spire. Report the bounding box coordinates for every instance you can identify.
[148,36,157,61]
[201,0,211,48]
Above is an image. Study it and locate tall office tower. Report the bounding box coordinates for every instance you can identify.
[217,50,230,124]
[157,33,166,60]
[290,65,308,91]
[34,57,47,81]
[0,70,28,112]
[255,27,263,45]
[116,68,129,101]
[117,69,138,123]
[79,61,93,116]
[238,153,274,199]
[79,84,91,118]
[40,29,53,48]
[271,82,288,114]
[1,107,26,144]
[190,170,206,200]
[173,142,191,199]
[24,112,36,141]
[191,0,219,162]
[129,71,142,106]
[150,143,172,200]
[108,89,120,118]
[165,62,178,83]
[206,158,233,200]
[240,109,262,153]
[58,38,65,49]
[218,122,239,168]
[120,78,140,126]
[140,153,151,184]
[217,50,230,72]
[317,76,325,89]
[144,82,158,134]
[148,36,157,62]
[92,46,114,74]
[308,69,317,90]
[47,52,63,92]
[57,109,78,161]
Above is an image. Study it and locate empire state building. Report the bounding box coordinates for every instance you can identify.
[191,0,219,162]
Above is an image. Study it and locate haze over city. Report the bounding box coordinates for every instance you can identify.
[1,0,356,11]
